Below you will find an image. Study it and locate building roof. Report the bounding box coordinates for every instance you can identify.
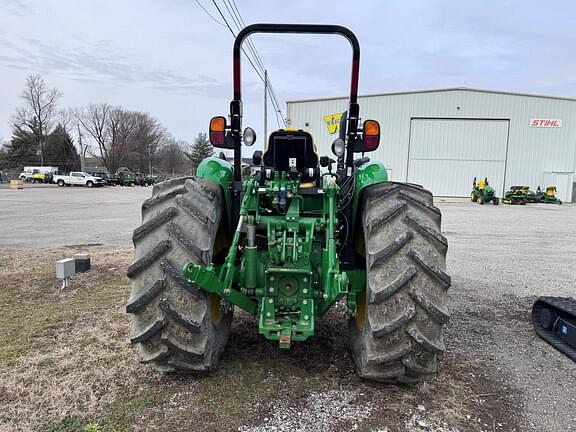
[286,87,576,104]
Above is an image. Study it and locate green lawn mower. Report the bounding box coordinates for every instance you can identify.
[126,24,450,383]
[536,186,562,205]
[503,185,562,205]
[502,186,536,205]
[470,177,499,205]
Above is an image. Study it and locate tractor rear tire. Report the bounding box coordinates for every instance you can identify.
[350,182,450,383]
[126,177,233,372]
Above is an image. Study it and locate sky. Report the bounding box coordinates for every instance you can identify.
[1,0,575,147]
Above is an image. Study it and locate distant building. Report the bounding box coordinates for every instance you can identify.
[287,88,576,202]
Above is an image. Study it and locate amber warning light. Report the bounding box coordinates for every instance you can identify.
[209,116,227,147]
[362,120,380,152]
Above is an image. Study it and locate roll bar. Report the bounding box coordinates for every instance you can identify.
[232,24,360,103]
[229,23,362,182]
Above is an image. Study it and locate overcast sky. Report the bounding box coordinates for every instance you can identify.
[1,0,575,145]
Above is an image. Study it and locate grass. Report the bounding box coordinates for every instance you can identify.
[99,387,171,431]
[42,415,87,432]
[0,247,521,432]
[0,257,127,366]
[0,247,145,431]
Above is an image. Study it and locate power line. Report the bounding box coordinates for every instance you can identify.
[267,82,285,125]
[205,0,286,127]
[222,0,268,82]
[222,0,242,31]
[194,0,226,27]
[226,0,286,126]
[273,107,281,129]
[225,0,266,73]
[210,0,265,82]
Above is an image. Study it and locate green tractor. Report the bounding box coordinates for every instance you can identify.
[126,24,450,382]
[116,167,137,186]
[144,175,162,186]
[470,177,499,205]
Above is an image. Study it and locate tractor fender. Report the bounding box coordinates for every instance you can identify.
[352,161,388,226]
[196,156,233,225]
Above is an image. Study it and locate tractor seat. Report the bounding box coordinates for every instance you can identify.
[263,129,319,184]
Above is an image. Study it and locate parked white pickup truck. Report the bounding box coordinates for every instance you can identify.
[53,172,105,187]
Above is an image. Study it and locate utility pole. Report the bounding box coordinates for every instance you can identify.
[148,143,152,176]
[77,124,86,172]
[264,69,268,142]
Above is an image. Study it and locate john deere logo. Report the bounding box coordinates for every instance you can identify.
[323,113,343,134]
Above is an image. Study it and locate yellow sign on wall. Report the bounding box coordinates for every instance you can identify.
[323,113,343,134]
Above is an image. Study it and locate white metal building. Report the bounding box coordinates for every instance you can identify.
[286,88,576,202]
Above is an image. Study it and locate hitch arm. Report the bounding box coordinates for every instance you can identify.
[183,180,259,315]
[183,263,257,315]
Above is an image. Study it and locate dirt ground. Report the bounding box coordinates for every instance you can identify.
[0,186,575,432]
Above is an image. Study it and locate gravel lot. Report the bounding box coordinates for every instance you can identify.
[0,184,574,431]
[438,199,576,432]
[0,184,149,248]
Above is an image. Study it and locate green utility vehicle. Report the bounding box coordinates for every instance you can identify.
[116,167,136,186]
[470,177,499,205]
[144,175,162,186]
[126,24,450,382]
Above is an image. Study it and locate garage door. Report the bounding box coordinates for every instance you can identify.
[407,118,509,197]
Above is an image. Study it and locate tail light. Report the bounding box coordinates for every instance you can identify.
[362,120,380,152]
[209,116,227,147]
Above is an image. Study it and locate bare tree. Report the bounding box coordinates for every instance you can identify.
[58,108,76,133]
[156,137,191,175]
[13,75,61,165]
[108,107,137,170]
[128,111,166,174]
[76,103,167,174]
[75,103,112,170]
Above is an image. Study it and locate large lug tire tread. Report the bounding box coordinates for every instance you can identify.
[127,176,232,372]
[350,182,451,383]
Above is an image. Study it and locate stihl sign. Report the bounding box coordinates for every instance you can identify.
[529,119,562,128]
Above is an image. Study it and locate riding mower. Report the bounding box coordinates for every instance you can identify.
[470,177,499,205]
[536,186,562,205]
[502,185,538,205]
[126,24,450,383]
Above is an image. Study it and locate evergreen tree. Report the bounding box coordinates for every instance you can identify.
[0,145,9,170]
[1,123,40,168]
[186,132,214,173]
[45,124,80,172]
